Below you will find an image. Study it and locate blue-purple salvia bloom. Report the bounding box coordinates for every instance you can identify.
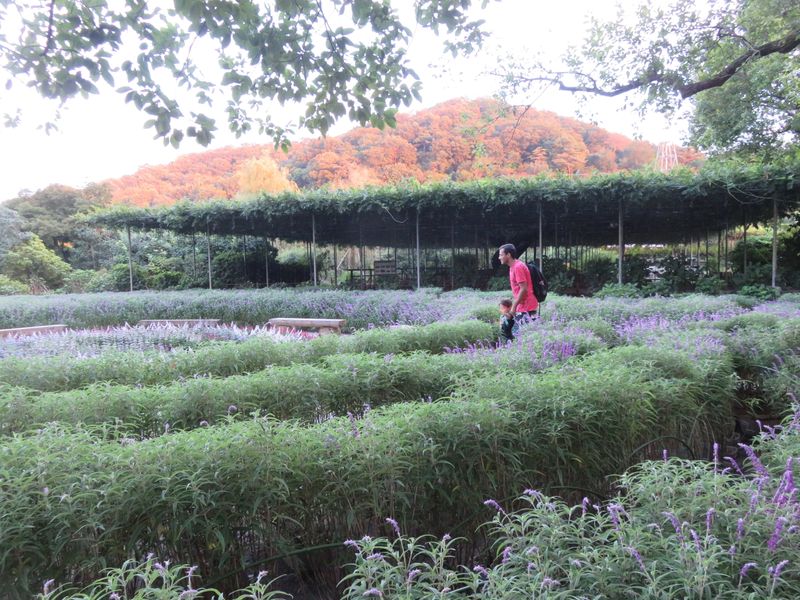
[768,517,789,552]
[769,560,790,581]
[738,443,770,478]
[473,565,489,578]
[739,562,758,581]
[385,517,401,537]
[484,498,506,514]
[627,546,647,573]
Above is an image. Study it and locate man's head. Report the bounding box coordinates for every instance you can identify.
[498,244,516,266]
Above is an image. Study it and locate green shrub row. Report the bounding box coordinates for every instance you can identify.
[0,344,734,596]
[0,320,494,392]
[0,327,605,437]
[344,408,800,599]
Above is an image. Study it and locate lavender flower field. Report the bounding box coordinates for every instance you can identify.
[2,290,799,599]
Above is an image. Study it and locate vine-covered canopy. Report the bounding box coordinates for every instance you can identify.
[89,161,800,248]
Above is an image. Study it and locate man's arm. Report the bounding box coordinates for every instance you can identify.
[510,281,528,316]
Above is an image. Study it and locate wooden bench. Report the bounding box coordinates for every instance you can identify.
[268,318,346,335]
[137,319,221,327]
[0,324,68,339]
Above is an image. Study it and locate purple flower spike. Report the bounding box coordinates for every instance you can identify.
[770,560,790,581]
[483,498,506,514]
[385,517,401,537]
[739,562,758,581]
[407,568,421,583]
[501,546,513,564]
[768,517,788,552]
[473,564,489,578]
[738,443,770,478]
[363,588,383,597]
[725,456,744,475]
[627,546,647,573]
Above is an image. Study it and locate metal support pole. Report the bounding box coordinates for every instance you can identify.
[311,213,318,287]
[450,223,455,290]
[618,199,624,285]
[724,219,729,274]
[242,235,247,280]
[333,244,338,287]
[772,197,779,288]
[538,202,543,272]
[191,230,197,281]
[264,236,270,288]
[126,225,134,292]
[206,222,212,290]
[743,211,748,279]
[415,208,421,289]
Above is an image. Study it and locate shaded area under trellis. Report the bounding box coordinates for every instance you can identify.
[90,163,800,289]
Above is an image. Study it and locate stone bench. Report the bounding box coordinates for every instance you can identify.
[268,318,346,335]
[137,319,221,327]
[0,324,68,339]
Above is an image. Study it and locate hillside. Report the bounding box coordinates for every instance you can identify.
[105,98,704,206]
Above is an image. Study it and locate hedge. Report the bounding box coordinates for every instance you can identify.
[0,344,734,596]
[0,320,494,392]
[0,327,604,436]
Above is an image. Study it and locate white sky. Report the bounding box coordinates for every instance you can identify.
[0,0,689,202]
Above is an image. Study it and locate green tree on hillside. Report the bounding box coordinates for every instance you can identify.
[0,206,28,271]
[5,184,110,261]
[3,235,72,291]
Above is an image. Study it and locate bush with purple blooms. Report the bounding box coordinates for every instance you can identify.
[38,556,288,599]
[342,408,800,599]
[0,292,799,597]
[0,319,494,392]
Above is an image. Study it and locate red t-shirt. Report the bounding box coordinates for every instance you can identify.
[509,260,539,313]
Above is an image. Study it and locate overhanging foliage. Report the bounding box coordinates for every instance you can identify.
[88,161,800,247]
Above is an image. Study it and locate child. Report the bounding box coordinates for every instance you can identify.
[499,299,520,342]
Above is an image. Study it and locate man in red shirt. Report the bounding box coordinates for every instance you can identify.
[498,244,539,319]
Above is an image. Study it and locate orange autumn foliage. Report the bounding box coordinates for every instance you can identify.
[106,98,703,206]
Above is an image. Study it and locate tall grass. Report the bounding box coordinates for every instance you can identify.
[0,320,494,392]
[0,344,733,596]
[0,327,602,436]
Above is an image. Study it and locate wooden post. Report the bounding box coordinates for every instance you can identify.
[206,221,212,290]
[126,225,134,292]
[618,199,624,285]
[416,208,421,289]
[311,213,318,287]
[772,197,779,288]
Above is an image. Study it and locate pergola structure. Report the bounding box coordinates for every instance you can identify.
[90,163,800,291]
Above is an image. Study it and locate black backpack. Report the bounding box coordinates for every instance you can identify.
[527,262,548,303]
